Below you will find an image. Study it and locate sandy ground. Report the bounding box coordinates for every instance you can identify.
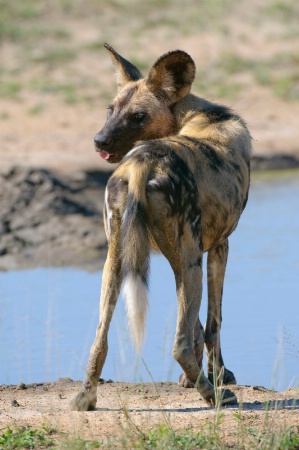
[0,379,298,445]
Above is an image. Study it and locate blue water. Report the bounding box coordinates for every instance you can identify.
[0,171,298,390]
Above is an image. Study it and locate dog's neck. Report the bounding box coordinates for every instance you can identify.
[173,93,212,128]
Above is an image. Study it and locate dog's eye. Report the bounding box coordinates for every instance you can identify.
[133,112,146,122]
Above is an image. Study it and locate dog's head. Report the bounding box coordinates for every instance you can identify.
[94,44,196,163]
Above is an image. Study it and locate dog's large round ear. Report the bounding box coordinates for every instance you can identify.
[104,43,143,91]
[146,50,195,104]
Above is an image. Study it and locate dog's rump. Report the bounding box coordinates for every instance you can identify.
[106,140,201,352]
[105,134,249,351]
[114,133,250,243]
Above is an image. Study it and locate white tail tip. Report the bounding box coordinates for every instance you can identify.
[122,274,148,353]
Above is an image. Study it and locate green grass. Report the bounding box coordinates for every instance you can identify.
[218,51,299,101]
[0,1,44,42]
[0,111,10,120]
[132,423,222,449]
[0,422,298,449]
[28,103,47,115]
[131,424,299,449]
[29,80,79,103]
[0,81,23,99]
[194,72,241,100]
[273,74,299,101]
[31,48,77,68]
[220,53,255,75]
[0,426,55,449]
[264,0,299,22]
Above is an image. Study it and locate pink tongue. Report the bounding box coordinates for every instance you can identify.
[98,151,110,160]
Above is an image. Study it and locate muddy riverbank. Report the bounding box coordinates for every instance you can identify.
[0,166,111,271]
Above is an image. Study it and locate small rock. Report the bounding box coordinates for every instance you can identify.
[55,377,73,385]
[252,386,273,392]
[11,399,20,407]
[16,382,27,390]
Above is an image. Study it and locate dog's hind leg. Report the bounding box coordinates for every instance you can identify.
[70,215,122,411]
[205,239,237,386]
[178,316,205,388]
[172,253,214,403]
[168,233,236,406]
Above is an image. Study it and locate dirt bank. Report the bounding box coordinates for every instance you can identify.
[0,166,113,271]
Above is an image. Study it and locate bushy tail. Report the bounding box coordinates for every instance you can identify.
[121,161,152,353]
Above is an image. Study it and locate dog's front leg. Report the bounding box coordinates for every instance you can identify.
[70,234,121,411]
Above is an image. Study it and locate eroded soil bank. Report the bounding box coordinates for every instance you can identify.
[0,166,112,271]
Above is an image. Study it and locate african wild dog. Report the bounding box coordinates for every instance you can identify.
[71,44,251,411]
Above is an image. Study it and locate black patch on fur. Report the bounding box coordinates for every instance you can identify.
[203,104,237,123]
[124,194,148,233]
[104,43,142,82]
[141,140,202,240]
[229,160,244,185]
[177,135,226,173]
[199,143,226,172]
[230,160,240,172]
[176,135,200,147]
[166,60,191,90]
[188,255,202,269]
[242,188,249,211]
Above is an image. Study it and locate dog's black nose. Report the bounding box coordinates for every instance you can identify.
[94,134,111,149]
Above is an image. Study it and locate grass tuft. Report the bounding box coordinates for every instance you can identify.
[0,426,55,449]
[0,81,22,99]
[264,0,299,22]
[31,48,77,68]
[0,421,298,449]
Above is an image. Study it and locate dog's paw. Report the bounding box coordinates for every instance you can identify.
[70,389,97,411]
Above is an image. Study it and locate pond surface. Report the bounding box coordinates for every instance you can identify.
[1,170,299,390]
